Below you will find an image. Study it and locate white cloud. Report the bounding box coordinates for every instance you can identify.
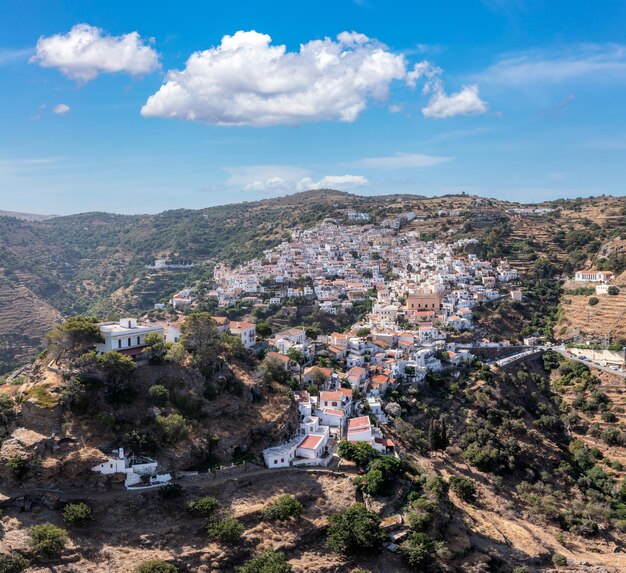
[297,175,369,191]
[31,23,159,82]
[477,44,626,86]
[406,60,441,89]
[52,103,70,115]
[350,152,451,169]
[422,82,488,119]
[141,30,407,126]
[234,168,369,193]
[388,104,402,113]
[225,165,309,188]
[0,47,33,66]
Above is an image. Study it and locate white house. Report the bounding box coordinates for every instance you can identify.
[96,319,164,356]
[91,448,171,488]
[262,436,301,468]
[574,270,613,283]
[229,321,257,348]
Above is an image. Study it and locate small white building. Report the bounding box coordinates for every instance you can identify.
[262,436,301,468]
[574,270,613,283]
[96,319,164,355]
[229,321,257,348]
[91,448,171,488]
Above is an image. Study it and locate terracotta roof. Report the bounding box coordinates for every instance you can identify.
[338,388,353,398]
[230,321,255,330]
[348,416,371,429]
[320,391,343,402]
[267,352,290,363]
[324,408,345,417]
[299,434,325,450]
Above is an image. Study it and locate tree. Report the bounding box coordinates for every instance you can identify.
[45,315,104,363]
[286,348,305,366]
[0,394,16,441]
[449,476,477,503]
[156,414,190,444]
[327,503,384,556]
[400,532,433,569]
[180,313,222,377]
[148,384,169,407]
[428,418,449,452]
[336,441,378,468]
[255,320,272,338]
[62,502,94,526]
[59,378,89,415]
[261,356,290,385]
[588,297,599,306]
[142,332,167,364]
[134,560,178,573]
[29,523,68,558]
[123,429,158,456]
[0,552,29,573]
[261,495,302,521]
[98,351,136,404]
[187,496,219,517]
[165,342,186,365]
[207,517,245,544]
[237,550,292,573]
[608,286,619,295]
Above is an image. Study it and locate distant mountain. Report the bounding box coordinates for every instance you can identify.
[0,209,57,221]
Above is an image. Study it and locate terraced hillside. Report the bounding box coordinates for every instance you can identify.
[557,282,626,342]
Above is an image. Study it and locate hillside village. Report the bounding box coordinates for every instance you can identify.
[0,195,625,573]
[88,216,624,476]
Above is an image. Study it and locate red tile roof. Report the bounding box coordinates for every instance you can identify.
[299,434,325,450]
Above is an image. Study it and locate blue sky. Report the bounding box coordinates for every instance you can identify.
[1,0,625,215]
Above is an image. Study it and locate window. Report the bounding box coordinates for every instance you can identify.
[118,339,122,349]
[137,336,140,345]
[281,458,284,463]
[128,338,131,347]
[274,460,277,464]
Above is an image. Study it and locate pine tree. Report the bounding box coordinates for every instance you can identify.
[440,418,448,449]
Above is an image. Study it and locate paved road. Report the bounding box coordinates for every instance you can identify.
[550,345,626,379]
[493,344,626,379]
[0,463,351,502]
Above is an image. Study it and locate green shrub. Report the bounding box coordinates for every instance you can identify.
[261,494,302,521]
[601,411,617,423]
[6,458,29,481]
[156,413,190,444]
[400,532,433,568]
[62,502,94,526]
[236,549,292,573]
[134,560,178,573]
[207,517,245,544]
[0,552,29,573]
[29,523,68,557]
[336,441,378,468]
[608,286,619,295]
[602,427,624,446]
[148,384,169,407]
[186,496,219,517]
[449,476,477,503]
[551,553,567,566]
[588,297,599,306]
[159,483,183,499]
[327,503,384,556]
